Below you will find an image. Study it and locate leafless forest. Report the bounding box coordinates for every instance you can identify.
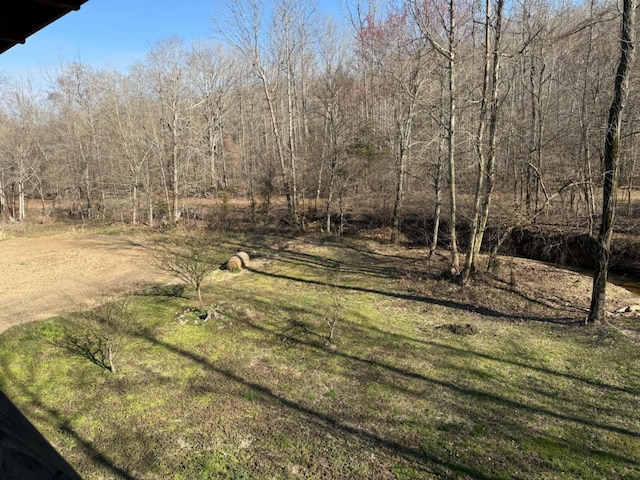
[1,1,639,296]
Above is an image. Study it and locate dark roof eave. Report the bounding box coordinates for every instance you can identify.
[0,0,89,55]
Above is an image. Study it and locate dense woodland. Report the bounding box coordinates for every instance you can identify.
[0,1,638,302]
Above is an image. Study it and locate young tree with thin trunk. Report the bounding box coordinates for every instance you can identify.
[576,0,600,233]
[588,0,636,324]
[270,0,318,229]
[0,80,49,221]
[215,0,295,224]
[49,62,110,221]
[144,38,196,224]
[189,42,238,193]
[412,0,463,273]
[103,73,152,225]
[427,82,447,258]
[358,3,430,244]
[59,297,135,374]
[315,18,356,234]
[461,0,504,285]
[154,236,224,304]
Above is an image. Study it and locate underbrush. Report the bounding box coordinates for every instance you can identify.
[0,235,639,479]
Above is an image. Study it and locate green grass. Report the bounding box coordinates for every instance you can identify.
[0,234,639,479]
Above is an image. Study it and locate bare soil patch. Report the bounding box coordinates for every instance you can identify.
[0,232,167,334]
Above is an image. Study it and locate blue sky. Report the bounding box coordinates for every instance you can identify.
[0,0,347,80]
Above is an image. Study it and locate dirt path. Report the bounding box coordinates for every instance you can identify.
[0,233,168,334]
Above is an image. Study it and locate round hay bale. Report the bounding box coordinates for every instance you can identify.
[235,251,250,267]
[226,255,243,271]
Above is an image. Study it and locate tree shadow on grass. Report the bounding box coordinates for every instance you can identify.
[239,235,596,325]
[361,323,640,396]
[486,273,589,317]
[128,318,640,478]
[132,328,496,480]
[137,283,187,298]
[248,266,581,325]
[256,316,640,473]
[201,288,640,442]
[238,318,640,441]
[0,358,137,480]
[213,237,639,473]
[239,238,404,280]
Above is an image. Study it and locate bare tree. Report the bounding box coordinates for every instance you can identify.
[412,0,464,273]
[144,38,197,223]
[215,0,295,223]
[314,18,357,234]
[189,41,239,193]
[274,0,318,227]
[154,236,225,304]
[59,298,135,373]
[461,0,504,285]
[50,62,112,220]
[588,0,636,323]
[0,80,48,221]
[102,72,154,224]
[358,3,430,243]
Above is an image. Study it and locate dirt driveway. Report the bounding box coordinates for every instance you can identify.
[0,233,168,334]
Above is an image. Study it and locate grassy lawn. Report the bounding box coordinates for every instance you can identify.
[0,233,639,479]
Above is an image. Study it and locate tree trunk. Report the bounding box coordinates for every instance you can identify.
[391,116,411,244]
[0,170,5,216]
[131,183,138,225]
[171,116,180,223]
[326,154,337,234]
[462,0,492,285]
[588,0,636,323]
[431,154,443,258]
[84,162,92,220]
[10,183,16,220]
[580,0,597,234]
[462,0,503,285]
[257,65,292,222]
[208,122,218,190]
[447,0,460,274]
[108,343,115,374]
[626,149,636,216]
[286,61,300,227]
[18,179,25,221]
[430,85,447,258]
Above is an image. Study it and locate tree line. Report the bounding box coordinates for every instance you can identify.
[0,0,637,320]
